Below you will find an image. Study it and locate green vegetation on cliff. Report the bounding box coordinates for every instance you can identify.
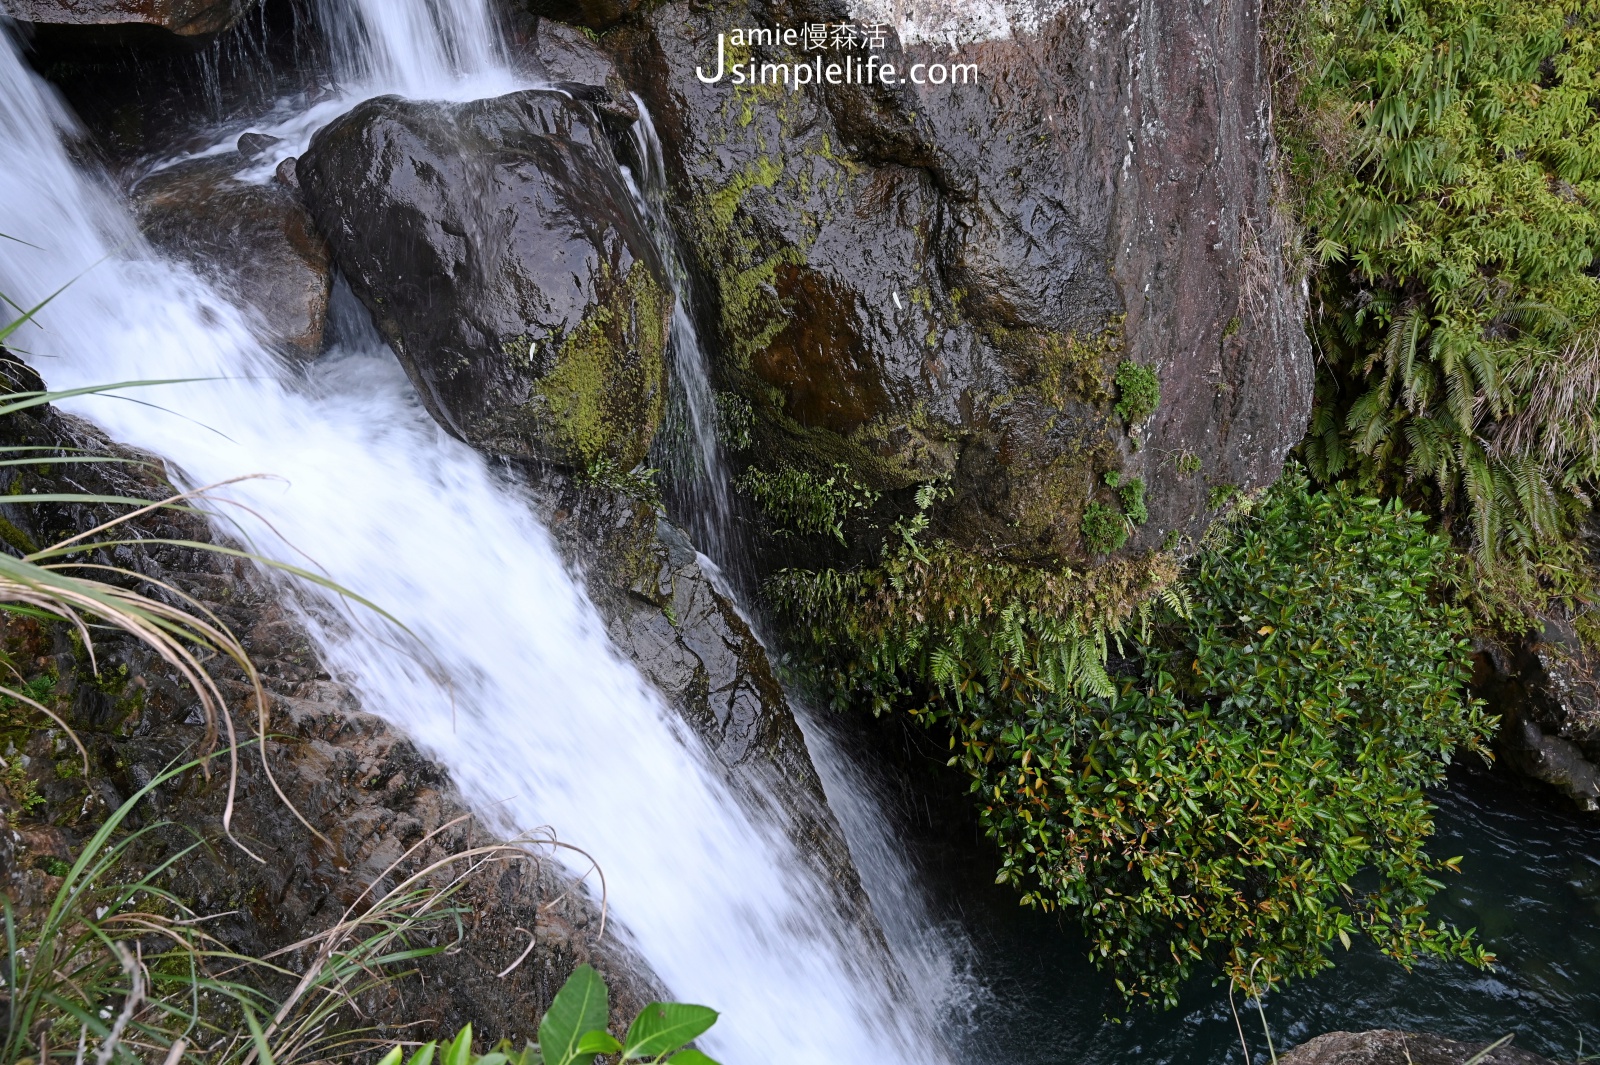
[1289,0,1600,561]
[778,471,1494,1004]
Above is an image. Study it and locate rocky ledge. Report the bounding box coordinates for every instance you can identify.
[0,356,657,1043]
[1282,1030,1565,1065]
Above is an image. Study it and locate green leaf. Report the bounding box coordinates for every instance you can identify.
[445,1026,474,1065]
[409,1046,439,1065]
[623,1003,718,1060]
[575,1031,623,1055]
[377,1050,404,1065]
[666,1051,722,1065]
[540,965,611,1065]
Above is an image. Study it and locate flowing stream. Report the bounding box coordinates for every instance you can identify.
[0,6,951,1061]
[4,2,1599,1063]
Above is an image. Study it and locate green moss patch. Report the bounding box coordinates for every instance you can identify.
[530,261,670,470]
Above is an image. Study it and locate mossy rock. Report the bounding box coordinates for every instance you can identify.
[299,89,672,471]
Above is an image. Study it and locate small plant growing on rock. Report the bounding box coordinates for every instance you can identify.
[1105,471,1149,526]
[1079,501,1130,554]
[736,462,878,545]
[380,965,721,1065]
[1113,359,1160,427]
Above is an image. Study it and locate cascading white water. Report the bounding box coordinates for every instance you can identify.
[315,0,511,98]
[620,99,740,579]
[619,98,980,1040]
[0,9,951,1063]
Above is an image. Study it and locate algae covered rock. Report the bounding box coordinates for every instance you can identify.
[609,0,1310,564]
[297,90,671,471]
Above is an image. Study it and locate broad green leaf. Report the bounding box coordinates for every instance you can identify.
[575,1030,623,1055]
[539,964,611,1065]
[667,1051,721,1065]
[376,1050,404,1065]
[409,1046,438,1065]
[622,1003,718,1060]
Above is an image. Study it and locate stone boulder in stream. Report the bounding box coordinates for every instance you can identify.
[297,91,672,473]
[1280,1030,1561,1065]
[133,154,333,361]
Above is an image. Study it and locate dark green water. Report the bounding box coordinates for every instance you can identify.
[934,764,1600,1064]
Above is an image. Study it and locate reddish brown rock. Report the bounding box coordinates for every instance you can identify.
[133,155,333,361]
[3,0,259,37]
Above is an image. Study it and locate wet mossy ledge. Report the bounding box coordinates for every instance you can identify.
[525,259,670,471]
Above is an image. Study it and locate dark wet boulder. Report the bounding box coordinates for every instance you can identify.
[4,0,259,37]
[527,470,882,921]
[608,0,1310,566]
[504,15,639,122]
[297,91,671,472]
[1280,1030,1561,1065]
[507,0,644,32]
[1476,616,1600,813]
[133,155,332,361]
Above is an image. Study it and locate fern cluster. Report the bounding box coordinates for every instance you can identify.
[1290,0,1600,557]
[735,462,879,545]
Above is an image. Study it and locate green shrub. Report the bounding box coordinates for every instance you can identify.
[1113,360,1160,426]
[783,470,1495,1006]
[1289,0,1600,557]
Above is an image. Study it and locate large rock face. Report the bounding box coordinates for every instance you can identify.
[3,0,258,37]
[297,91,672,473]
[133,153,333,361]
[609,0,1311,564]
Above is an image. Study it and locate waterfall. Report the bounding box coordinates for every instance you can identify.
[314,0,512,98]
[619,97,980,1046]
[619,98,743,588]
[0,8,952,1062]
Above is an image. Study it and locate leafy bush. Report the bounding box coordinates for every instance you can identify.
[1289,0,1600,557]
[379,966,721,1065]
[783,470,1495,1005]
